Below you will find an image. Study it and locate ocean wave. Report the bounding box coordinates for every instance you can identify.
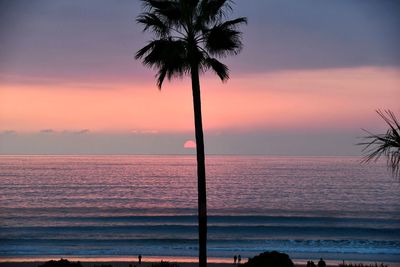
[0,223,399,242]
[1,215,398,228]
[1,238,399,256]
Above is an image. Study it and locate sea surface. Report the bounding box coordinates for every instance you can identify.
[0,155,399,263]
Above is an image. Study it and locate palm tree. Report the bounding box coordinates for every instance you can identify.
[359,109,400,178]
[135,1,246,266]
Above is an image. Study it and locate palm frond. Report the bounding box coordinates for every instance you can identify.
[137,12,170,37]
[156,67,168,89]
[135,39,190,88]
[202,57,229,81]
[377,109,400,138]
[359,109,400,178]
[180,0,200,17]
[197,0,232,25]
[141,0,182,26]
[204,17,247,57]
[141,0,176,11]
[136,0,246,88]
[220,17,248,28]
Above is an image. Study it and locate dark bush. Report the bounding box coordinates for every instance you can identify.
[151,261,179,267]
[242,251,294,267]
[38,259,82,267]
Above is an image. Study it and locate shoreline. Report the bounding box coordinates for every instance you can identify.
[1,257,399,267]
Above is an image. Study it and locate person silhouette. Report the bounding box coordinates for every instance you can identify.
[238,255,241,264]
[138,254,142,264]
[318,258,326,267]
[234,255,237,264]
[310,261,316,267]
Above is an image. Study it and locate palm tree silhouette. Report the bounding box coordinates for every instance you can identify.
[135,1,246,266]
[359,110,400,178]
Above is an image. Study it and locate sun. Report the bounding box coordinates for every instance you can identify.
[183,140,196,149]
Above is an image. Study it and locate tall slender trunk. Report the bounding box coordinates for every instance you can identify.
[191,65,207,267]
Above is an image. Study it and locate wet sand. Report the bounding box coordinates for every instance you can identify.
[0,260,398,267]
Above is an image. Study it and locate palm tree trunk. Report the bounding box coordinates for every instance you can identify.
[191,65,207,267]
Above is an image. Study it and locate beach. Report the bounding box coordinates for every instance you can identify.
[1,259,399,267]
[0,261,258,267]
[0,261,231,267]
[1,260,232,267]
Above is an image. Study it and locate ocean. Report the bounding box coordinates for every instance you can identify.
[0,155,399,263]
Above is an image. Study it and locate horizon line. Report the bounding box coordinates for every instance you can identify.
[0,153,362,157]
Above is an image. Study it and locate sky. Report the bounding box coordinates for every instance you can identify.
[0,0,399,155]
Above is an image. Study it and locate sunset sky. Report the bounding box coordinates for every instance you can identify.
[0,0,399,155]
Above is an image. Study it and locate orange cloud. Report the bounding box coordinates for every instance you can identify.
[0,67,398,133]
